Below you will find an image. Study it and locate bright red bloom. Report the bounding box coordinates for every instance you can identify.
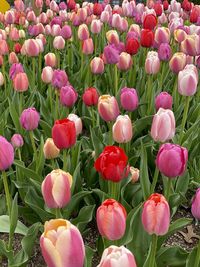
[143,14,157,31]
[82,87,99,106]
[93,3,103,16]
[182,0,192,11]
[140,29,154,48]
[94,146,129,182]
[190,6,200,23]
[14,43,21,54]
[154,3,162,16]
[163,0,169,10]
[125,38,140,55]
[67,0,76,10]
[52,119,76,149]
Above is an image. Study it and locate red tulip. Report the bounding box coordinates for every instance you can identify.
[93,3,103,16]
[125,38,140,55]
[140,29,154,48]
[82,87,99,106]
[143,14,157,31]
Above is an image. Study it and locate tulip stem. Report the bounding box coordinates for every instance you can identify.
[114,64,118,97]
[165,178,172,201]
[81,52,84,81]
[108,122,113,145]
[108,181,120,201]
[63,149,68,171]
[150,167,159,194]
[32,57,36,91]
[2,171,11,216]
[149,234,158,267]
[172,76,178,111]
[194,239,200,267]
[179,96,190,144]
[19,93,23,115]
[18,149,22,161]
[147,75,153,115]
[29,131,37,161]
[55,90,59,120]
[48,85,53,113]
[55,208,62,219]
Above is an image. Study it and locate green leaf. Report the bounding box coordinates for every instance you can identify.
[186,246,198,267]
[0,215,28,235]
[71,205,95,232]
[84,246,95,267]
[14,160,42,181]
[8,99,21,133]
[9,193,18,240]
[139,143,150,200]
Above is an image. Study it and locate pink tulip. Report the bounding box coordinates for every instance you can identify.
[9,63,24,80]
[77,7,87,22]
[77,24,90,41]
[60,25,72,40]
[142,193,170,236]
[41,67,54,84]
[169,52,187,73]
[0,72,4,86]
[67,114,82,136]
[180,34,200,57]
[120,87,139,112]
[117,52,132,71]
[106,30,119,46]
[90,57,104,74]
[98,95,120,122]
[112,115,133,143]
[53,36,65,50]
[0,40,9,56]
[100,10,110,23]
[9,28,19,42]
[23,39,40,57]
[4,10,15,24]
[91,19,102,34]
[156,143,188,178]
[155,92,173,110]
[97,199,127,240]
[50,0,59,12]
[174,29,187,43]
[43,138,60,159]
[20,108,40,131]
[9,52,19,64]
[154,27,170,46]
[26,11,36,23]
[178,64,198,96]
[191,188,200,220]
[0,136,14,171]
[11,134,24,148]
[98,245,137,267]
[130,167,140,183]
[42,169,72,209]
[82,38,94,55]
[52,70,68,89]
[145,51,160,74]
[151,108,175,142]
[13,73,29,92]
[14,0,25,12]
[51,25,61,37]
[40,219,85,267]
[60,85,78,107]
[44,53,57,68]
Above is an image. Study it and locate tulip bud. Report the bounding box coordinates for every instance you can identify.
[98,245,137,267]
[156,143,188,178]
[154,27,170,46]
[91,19,102,34]
[19,29,25,39]
[100,10,110,23]
[0,40,9,55]
[67,114,82,136]
[158,43,172,61]
[112,115,133,143]
[40,219,85,267]
[180,34,200,57]
[60,85,78,108]
[169,52,187,73]
[20,108,40,131]
[106,30,119,46]
[143,14,157,31]
[155,92,173,110]
[44,53,57,68]
[13,72,29,92]
[98,95,120,122]
[41,66,53,84]
[97,199,127,240]
[178,64,198,96]
[60,25,72,40]
[82,87,99,106]
[53,36,65,50]
[103,45,119,65]
[151,108,175,142]
[0,136,14,171]
[191,188,200,221]
[11,134,24,148]
[142,193,170,236]
[174,29,187,43]
[120,87,139,112]
[24,39,40,57]
[90,57,104,74]
[78,24,89,41]
[9,52,19,65]
[117,52,132,71]
[82,38,94,55]
[42,169,72,208]
[0,72,4,86]
[130,167,139,183]
[125,38,140,55]
[140,29,154,48]
[43,138,60,159]
[52,70,68,89]
[145,51,160,74]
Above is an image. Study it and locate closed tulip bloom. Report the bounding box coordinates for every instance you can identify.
[178,66,198,96]
[42,169,72,209]
[158,43,172,61]
[11,133,24,148]
[24,39,40,57]
[130,167,140,183]
[113,115,133,143]
[174,29,187,43]
[0,136,14,171]
[13,72,29,92]
[82,87,99,106]
[191,188,200,220]
[44,53,57,68]
[9,52,19,65]
[53,36,65,50]
[90,57,104,74]
[151,108,175,142]
[125,38,140,55]
[143,14,157,31]
[155,92,173,111]
[40,219,85,267]
[145,51,160,74]
[52,70,68,89]
[51,25,61,37]
[156,143,188,178]
[97,199,127,240]
[0,72,4,86]
[43,138,60,159]
[67,114,82,136]
[100,10,110,23]
[98,95,120,122]
[98,245,137,267]
[20,108,40,131]
[180,34,200,57]
[91,19,102,34]
[120,87,139,112]
[169,52,187,73]
[0,40,9,56]
[117,52,132,71]
[78,24,89,41]
[60,85,78,108]
[60,25,72,40]
[103,45,119,65]
[82,38,94,55]
[154,2,162,16]
[52,118,76,149]
[9,63,24,80]
[142,193,170,236]
[140,29,154,48]
[106,30,119,46]
[154,27,170,46]
[41,67,54,84]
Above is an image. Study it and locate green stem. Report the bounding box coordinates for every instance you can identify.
[172,76,178,110]
[165,178,172,201]
[147,75,153,115]
[55,208,62,219]
[2,171,11,216]
[108,122,113,145]
[55,90,59,120]
[150,167,159,194]
[159,62,165,90]
[179,96,190,144]
[29,131,37,161]
[48,85,53,113]
[63,149,68,171]
[19,93,23,115]
[114,64,118,96]
[148,234,158,267]
[94,34,97,56]
[56,50,60,69]
[17,149,22,161]
[32,57,36,91]
[81,51,84,80]
[108,181,120,201]
[194,239,200,267]
[51,159,56,170]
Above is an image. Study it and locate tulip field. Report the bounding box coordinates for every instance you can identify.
[0,0,200,266]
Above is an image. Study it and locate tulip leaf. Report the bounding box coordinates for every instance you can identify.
[134,116,152,138]
[84,246,95,267]
[186,246,198,267]
[0,215,28,235]
[71,205,95,232]
[139,143,150,200]
[14,160,42,181]
[10,193,18,240]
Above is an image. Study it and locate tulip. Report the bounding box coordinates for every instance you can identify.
[52,70,68,89]
[169,52,187,73]
[156,143,188,178]
[0,40,9,56]
[67,114,82,136]
[90,57,104,74]
[11,134,24,148]
[155,92,173,111]
[9,52,19,65]
[158,43,172,61]
[42,169,72,209]
[23,39,40,57]
[43,138,60,159]
[0,136,14,171]
[100,10,110,23]
[145,51,160,75]
[174,29,187,43]
[20,108,40,131]
[19,29,25,39]
[117,52,132,71]
[41,67,54,84]
[60,85,78,108]
[178,65,198,96]
[140,29,154,48]
[151,108,175,142]
[60,25,72,40]
[120,87,139,112]
[13,72,29,92]
[93,2,103,16]
[130,167,140,183]
[78,24,89,41]
[112,115,133,143]
[0,72,4,86]
[154,27,170,46]
[97,199,127,240]
[143,14,157,31]
[106,30,119,46]
[98,246,137,267]
[9,63,24,80]
[52,118,76,149]
[154,2,162,16]
[142,193,170,236]
[51,25,61,37]
[180,34,200,57]
[82,38,94,55]
[125,38,140,55]
[82,87,99,106]
[44,53,57,68]
[91,19,102,34]
[40,219,85,267]
[98,95,120,122]
[191,188,200,221]
[103,45,119,65]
